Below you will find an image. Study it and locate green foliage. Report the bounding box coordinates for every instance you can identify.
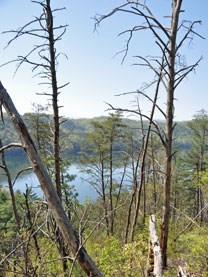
[0,188,20,252]
[186,109,208,170]
[2,110,208,276]
[176,227,208,276]
[0,113,193,160]
[87,235,148,276]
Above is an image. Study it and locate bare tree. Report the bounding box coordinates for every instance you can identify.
[95,0,203,267]
[3,0,69,200]
[2,1,71,272]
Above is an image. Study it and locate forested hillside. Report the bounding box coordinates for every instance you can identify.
[0,0,207,276]
[0,113,191,159]
[1,110,208,276]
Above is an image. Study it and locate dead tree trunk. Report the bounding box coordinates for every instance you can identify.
[130,57,165,242]
[160,0,182,267]
[95,0,202,267]
[146,214,163,277]
[0,140,21,229]
[45,0,62,201]
[0,81,103,277]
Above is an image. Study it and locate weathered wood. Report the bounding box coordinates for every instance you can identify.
[177,266,188,277]
[0,81,103,276]
[147,214,163,277]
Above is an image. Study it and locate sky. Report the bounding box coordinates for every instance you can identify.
[0,0,207,121]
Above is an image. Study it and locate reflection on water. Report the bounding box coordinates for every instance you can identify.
[1,160,98,203]
[1,156,131,203]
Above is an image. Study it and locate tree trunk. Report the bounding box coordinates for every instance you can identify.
[0,140,21,229]
[46,0,62,200]
[130,60,164,242]
[100,155,110,236]
[146,214,163,277]
[0,81,103,277]
[109,136,114,235]
[161,0,182,267]
[45,1,70,272]
[24,187,42,262]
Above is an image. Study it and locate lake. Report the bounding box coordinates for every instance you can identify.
[1,159,133,203]
[1,164,98,203]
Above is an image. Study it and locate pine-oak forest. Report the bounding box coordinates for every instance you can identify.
[0,1,207,276]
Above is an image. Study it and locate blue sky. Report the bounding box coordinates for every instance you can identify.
[0,0,207,121]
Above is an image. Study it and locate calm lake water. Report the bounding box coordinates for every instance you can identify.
[1,164,98,203]
[1,156,133,203]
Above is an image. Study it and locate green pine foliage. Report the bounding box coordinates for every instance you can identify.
[1,111,208,275]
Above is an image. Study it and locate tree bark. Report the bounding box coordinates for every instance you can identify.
[45,0,62,200]
[161,0,183,267]
[0,140,21,229]
[147,214,163,277]
[0,81,103,277]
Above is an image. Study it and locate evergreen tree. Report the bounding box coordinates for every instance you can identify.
[80,112,129,236]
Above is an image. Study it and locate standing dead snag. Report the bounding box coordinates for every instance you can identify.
[0,81,103,277]
[146,214,163,277]
[95,0,203,267]
[3,0,69,201]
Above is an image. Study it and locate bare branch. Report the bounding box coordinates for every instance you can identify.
[12,167,33,187]
[137,90,166,118]
[106,102,165,145]
[172,202,208,242]
[174,57,202,89]
[58,82,70,90]
[131,5,170,37]
[0,142,22,153]
[94,2,131,29]
[176,20,205,52]
[132,55,168,90]
[94,1,170,62]
[129,6,170,52]
[3,18,44,48]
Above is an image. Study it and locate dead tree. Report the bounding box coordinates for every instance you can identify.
[0,81,103,276]
[95,0,203,267]
[3,1,71,272]
[3,0,69,200]
[146,214,163,277]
